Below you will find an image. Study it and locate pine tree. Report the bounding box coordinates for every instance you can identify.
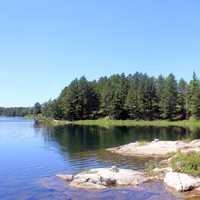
[34,102,42,115]
[188,72,200,119]
[125,83,138,119]
[98,78,112,116]
[58,77,99,120]
[143,77,158,120]
[159,74,178,120]
[109,74,129,119]
[177,79,188,119]
[156,75,165,118]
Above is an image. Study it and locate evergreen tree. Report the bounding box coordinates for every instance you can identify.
[156,75,165,118]
[34,102,42,115]
[42,100,63,119]
[159,74,178,120]
[142,77,158,120]
[99,79,113,116]
[177,79,188,119]
[58,77,99,120]
[125,82,138,119]
[188,72,200,119]
[36,72,200,121]
[109,74,128,119]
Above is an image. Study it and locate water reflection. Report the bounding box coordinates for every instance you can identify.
[34,124,200,171]
[38,124,200,154]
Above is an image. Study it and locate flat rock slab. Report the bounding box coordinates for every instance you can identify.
[164,172,200,192]
[107,140,200,157]
[57,167,149,189]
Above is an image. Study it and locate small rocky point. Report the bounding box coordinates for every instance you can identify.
[56,166,149,189]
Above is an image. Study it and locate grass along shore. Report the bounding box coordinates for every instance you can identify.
[73,119,200,128]
[26,115,200,128]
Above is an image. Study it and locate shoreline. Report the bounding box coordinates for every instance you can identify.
[29,117,200,128]
[25,115,71,126]
[73,119,200,128]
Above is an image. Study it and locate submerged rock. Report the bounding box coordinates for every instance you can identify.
[57,166,149,189]
[107,140,200,158]
[164,172,200,192]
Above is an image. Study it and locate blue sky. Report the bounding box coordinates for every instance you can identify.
[0,0,200,107]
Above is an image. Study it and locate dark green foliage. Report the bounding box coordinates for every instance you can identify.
[177,79,188,119]
[109,74,129,119]
[42,100,63,119]
[188,72,200,119]
[126,73,158,120]
[156,75,165,118]
[2,72,200,121]
[0,107,33,116]
[57,77,99,120]
[34,102,42,115]
[98,78,112,116]
[125,84,138,119]
[39,72,200,121]
[159,74,178,120]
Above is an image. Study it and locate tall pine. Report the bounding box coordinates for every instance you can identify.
[188,72,200,119]
[159,74,178,120]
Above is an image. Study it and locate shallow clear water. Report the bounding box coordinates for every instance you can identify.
[1,117,197,200]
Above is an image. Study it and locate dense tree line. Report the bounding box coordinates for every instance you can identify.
[41,72,200,121]
[0,103,42,117]
[1,72,200,121]
[0,107,33,117]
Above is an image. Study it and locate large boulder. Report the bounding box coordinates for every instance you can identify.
[164,172,200,192]
[57,166,149,189]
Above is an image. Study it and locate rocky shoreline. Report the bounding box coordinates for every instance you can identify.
[107,139,200,157]
[56,139,200,198]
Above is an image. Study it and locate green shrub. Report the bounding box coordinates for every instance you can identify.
[171,152,200,176]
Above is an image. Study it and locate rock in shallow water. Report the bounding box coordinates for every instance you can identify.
[164,172,200,192]
[57,167,149,189]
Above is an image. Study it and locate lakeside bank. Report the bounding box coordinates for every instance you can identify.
[25,115,71,126]
[73,119,200,128]
[26,115,200,128]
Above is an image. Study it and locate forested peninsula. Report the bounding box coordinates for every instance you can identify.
[2,72,200,124]
[40,72,200,122]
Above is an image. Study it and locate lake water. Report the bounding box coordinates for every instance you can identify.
[1,117,198,200]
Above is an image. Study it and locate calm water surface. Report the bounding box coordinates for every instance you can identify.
[1,117,199,200]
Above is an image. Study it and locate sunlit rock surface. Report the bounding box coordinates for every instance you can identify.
[107,139,200,157]
[57,166,149,189]
[164,172,200,192]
